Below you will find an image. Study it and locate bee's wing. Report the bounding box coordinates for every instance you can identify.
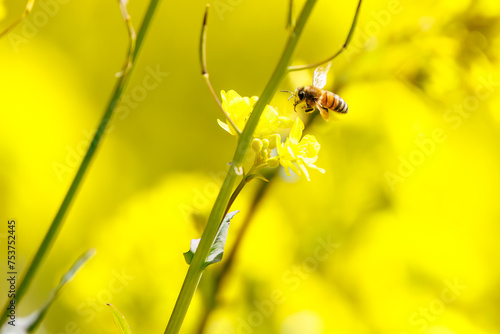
[312,62,331,89]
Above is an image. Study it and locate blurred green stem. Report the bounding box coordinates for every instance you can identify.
[0,0,163,326]
[224,175,247,217]
[0,0,36,39]
[164,1,318,333]
[286,0,294,30]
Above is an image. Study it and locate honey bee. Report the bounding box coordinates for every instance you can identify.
[283,63,348,121]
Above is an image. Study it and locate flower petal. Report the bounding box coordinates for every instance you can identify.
[305,163,326,174]
[217,119,232,135]
[297,160,310,181]
[289,118,304,144]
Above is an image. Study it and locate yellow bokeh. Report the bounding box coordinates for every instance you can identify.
[1,0,500,333]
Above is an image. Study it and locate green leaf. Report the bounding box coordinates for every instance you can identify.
[107,303,132,334]
[58,249,96,287]
[183,211,239,268]
[13,249,97,333]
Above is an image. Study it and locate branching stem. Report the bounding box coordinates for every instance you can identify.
[200,5,242,134]
[164,1,319,333]
[287,0,362,72]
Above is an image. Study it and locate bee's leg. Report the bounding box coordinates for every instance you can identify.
[319,105,329,113]
[304,103,315,113]
[319,106,330,121]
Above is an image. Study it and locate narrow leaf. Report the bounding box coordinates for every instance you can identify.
[58,248,96,287]
[183,211,239,268]
[107,303,132,334]
[21,249,96,332]
[205,210,239,268]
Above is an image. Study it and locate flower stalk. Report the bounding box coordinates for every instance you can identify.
[164,1,319,333]
[200,5,242,134]
[287,0,363,72]
[0,0,36,39]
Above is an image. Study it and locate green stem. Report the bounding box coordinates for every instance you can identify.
[287,0,362,72]
[0,0,36,39]
[164,1,318,333]
[0,0,163,326]
[224,176,247,217]
[200,5,242,135]
[197,114,319,334]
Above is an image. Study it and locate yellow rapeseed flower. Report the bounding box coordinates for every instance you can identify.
[217,90,293,138]
[218,90,258,136]
[276,118,325,181]
[216,90,324,181]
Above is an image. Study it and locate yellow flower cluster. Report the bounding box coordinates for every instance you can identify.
[274,118,324,181]
[218,90,294,137]
[218,90,325,181]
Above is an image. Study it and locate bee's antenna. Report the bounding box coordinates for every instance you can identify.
[280,90,295,101]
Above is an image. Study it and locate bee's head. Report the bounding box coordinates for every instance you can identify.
[280,88,305,112]
[295,87,306,102]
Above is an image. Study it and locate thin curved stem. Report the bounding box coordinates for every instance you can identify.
[286,0,295,31]
[287,0,362,72]
[117,0,137,78]
[164,1,319,333]
[224,175,247,218]
[0,0,36,39]
[0,0,163,326]
[200,5,241,134]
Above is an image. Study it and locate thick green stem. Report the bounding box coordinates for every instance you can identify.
[0,0,163,326]
[197,114,319,334]
[164,1,318,333]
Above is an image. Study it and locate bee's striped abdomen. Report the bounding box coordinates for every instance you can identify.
[320,91,348,114]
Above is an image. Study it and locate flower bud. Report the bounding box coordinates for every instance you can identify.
[261,139,269,150]
[260,149,269,161]
[251,138,263,153]
[267,157,280,168]
[268,134,280,150]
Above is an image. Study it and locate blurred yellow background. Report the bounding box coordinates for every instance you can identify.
[1,0,500,333]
